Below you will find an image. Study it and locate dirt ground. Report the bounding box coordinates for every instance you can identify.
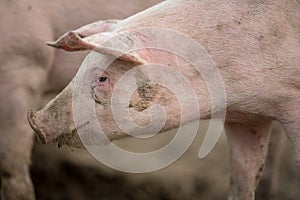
[30,121,300,200]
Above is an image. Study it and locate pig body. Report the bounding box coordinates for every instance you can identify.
[0,0,162,199]
[28,0,300,200]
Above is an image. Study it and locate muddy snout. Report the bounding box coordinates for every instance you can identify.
[27,110,47,144]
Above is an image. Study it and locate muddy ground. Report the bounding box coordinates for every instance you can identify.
[30,121,300,200]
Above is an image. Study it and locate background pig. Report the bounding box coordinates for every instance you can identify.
[0,0,162,199]
[29,0,300,200]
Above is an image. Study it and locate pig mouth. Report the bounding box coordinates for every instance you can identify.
[27,111,47,144]
[28,110,88,147]
[53,129,83,148]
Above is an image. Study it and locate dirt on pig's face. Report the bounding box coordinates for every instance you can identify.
[29,51,181,148]
[73,52,177,143]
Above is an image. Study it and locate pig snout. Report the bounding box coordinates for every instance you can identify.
[27,83,78,146]
[27,108,73,144]
[27,106,78,146]
[27,110,47,144]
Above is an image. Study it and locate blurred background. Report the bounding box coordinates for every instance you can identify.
[1,1,299,200]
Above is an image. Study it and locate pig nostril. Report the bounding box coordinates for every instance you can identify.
[98,77,107,82]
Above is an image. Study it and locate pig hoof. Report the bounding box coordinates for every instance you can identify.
[27,111,47,144]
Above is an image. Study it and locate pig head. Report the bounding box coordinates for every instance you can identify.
[28,22,205,147]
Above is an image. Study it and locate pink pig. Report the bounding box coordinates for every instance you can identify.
[28,0,300,200]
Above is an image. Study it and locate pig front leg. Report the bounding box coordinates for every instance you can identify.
[280,97,300,168]
[225,120,272,200]
[256,122,284,199]
[0,58,49,200]
[0,90,36,200]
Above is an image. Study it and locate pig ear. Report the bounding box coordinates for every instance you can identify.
[82,31,147,65]
[47,19,119,51]
[48,25,147,65]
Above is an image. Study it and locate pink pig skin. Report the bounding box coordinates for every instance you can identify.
[29,1,300,200]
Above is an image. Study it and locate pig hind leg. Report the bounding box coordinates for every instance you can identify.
[225,120,272,200]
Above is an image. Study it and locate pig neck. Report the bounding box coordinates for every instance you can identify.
[114,0,300,122]
[130,51,222,126]
[126,50,273,138]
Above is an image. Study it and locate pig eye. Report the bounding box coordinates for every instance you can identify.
[98,77,107,82]
[91,75,112,105]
